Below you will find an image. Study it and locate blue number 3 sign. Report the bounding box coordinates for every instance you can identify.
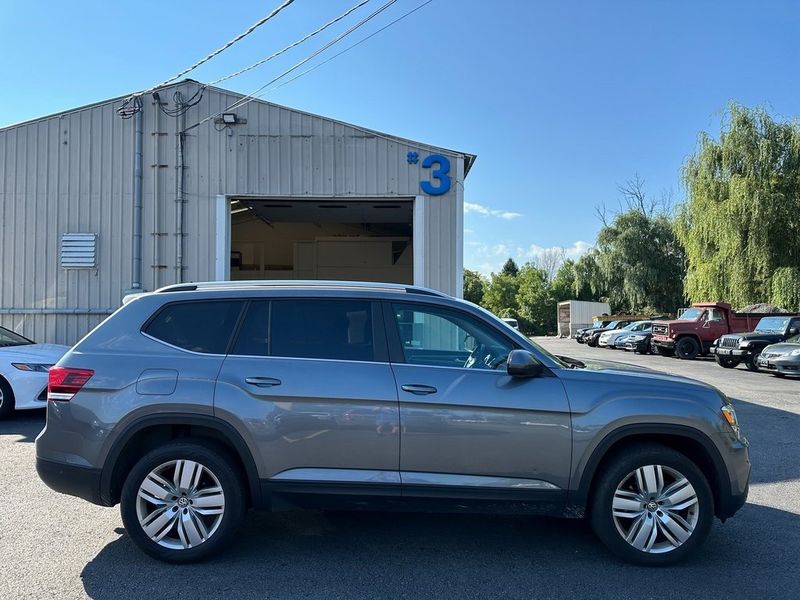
[420,154,451,196]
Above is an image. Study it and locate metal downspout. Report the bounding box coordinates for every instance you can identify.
[131,106,144,291]
[174,92,186,283]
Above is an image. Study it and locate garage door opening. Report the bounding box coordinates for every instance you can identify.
[229,199,413,284]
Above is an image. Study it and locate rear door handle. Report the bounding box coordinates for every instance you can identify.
[401,384,437,395]
[245,376,282,387]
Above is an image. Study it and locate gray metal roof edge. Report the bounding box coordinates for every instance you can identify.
[0,78,476,176]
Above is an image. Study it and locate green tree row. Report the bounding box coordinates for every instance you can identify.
[465,103,800,334]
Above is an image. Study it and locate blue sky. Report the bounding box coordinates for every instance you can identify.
[2,0,799,274]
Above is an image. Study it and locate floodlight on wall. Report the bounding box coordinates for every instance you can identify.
[213,113,247,126]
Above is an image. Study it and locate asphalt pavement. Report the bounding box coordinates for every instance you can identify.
[1,338,798,599]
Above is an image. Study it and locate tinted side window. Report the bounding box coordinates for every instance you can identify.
[270,300,375,361]
[144,301,243,354]
[231,301,270,356]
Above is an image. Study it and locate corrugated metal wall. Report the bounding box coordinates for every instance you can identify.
[0,82,467,344]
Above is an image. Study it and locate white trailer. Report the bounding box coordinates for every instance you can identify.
[557,300,611,338]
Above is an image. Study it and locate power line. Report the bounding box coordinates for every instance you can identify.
[209,0,373,86]
[268,0,434,95]
[184,0,400,132]
[147,0,297,92]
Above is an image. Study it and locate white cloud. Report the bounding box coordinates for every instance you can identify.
[464,201,523,220]
[524,240,593,261]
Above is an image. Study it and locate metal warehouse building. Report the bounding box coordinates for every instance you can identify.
[0,80,474,345]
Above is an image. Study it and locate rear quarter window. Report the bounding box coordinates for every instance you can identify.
[144,300,244,354]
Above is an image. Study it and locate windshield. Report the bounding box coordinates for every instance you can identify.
[755,316,791,333]
[0,326,34,347]
[605,320,620,329]
[678,308,704,321]
[592,318,608,327]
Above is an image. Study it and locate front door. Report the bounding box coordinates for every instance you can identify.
[215,298,400,492]
[385,301,572,504]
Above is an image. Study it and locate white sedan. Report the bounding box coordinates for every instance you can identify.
[0,327,69,419]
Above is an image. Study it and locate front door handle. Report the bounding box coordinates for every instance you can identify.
[245,376,282,387]
[401,384,437,395]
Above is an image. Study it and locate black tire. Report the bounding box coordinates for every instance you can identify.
[590,444,714,566]
[675,337,700,360]
[0,377,15,420]
[654,345,674,357]
[744,349,762,372]
[714,355,740,369]
[774,373,786,378]
[587,335,599,347]
[120,440,246,563]
[576,338,585,345]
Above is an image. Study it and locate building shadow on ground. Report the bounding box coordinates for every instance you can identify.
[0,409,44,443]
[80,502,799,600]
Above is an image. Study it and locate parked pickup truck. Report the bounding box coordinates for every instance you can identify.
[709,314,800,371]
[650,302,767,359]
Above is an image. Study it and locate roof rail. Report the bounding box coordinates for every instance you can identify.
[154,280,449,298]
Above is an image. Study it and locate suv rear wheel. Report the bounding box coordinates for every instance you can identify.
[120,440,245,563]
[590,444,713,566]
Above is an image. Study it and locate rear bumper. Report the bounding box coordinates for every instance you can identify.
[36,457,105,506]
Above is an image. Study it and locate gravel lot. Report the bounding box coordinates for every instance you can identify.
[1,338,798,599]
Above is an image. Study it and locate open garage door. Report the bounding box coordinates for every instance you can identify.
[229,198,413,284]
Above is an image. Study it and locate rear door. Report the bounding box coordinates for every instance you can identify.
[214,298,400,493]
[384,301,572,505]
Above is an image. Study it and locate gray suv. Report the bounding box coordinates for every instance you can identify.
[36,281,750,565]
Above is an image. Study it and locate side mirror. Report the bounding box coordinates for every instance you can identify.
[789,327,799,336]
[507,350,544,378]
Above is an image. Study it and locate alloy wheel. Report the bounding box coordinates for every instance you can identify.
[135,459,226,550]
[611,464,699,554]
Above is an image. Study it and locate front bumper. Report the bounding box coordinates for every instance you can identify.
[1,369,48,410]
[651,335,674,349]
[623,339,649,352]
[710,346,748,358]
[757,355,800,375]
[36,457,104,505]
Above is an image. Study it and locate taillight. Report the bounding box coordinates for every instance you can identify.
[48,367,94,401]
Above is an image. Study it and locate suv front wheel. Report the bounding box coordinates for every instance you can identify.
[590,444,713,566]
[120,440,246,563]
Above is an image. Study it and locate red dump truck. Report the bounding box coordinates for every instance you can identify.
[650,302,765,359]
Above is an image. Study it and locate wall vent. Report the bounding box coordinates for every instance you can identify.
[61,233,97,268]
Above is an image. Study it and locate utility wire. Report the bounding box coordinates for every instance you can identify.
[209,0,372,86]
[184,0,400,131]
[146,0,297,93]
[268,0,434,94]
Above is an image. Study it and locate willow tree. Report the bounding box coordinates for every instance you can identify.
[676,104,800,309]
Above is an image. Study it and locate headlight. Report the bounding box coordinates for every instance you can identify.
[11,363,54,372]
[790,349,800,356]
[739,341,751,348]
[721,404,740,439]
